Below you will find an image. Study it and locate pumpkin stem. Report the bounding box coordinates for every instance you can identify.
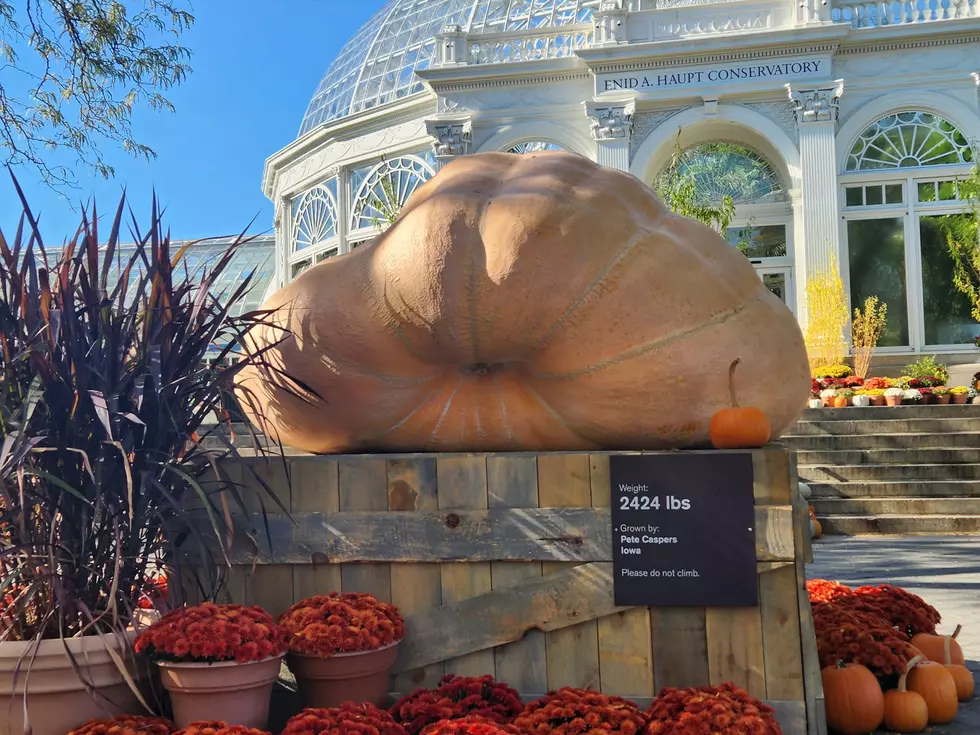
[952,624,962,640]
[728,358,742,408]
[899,655,925,691]
[944,634,952,666]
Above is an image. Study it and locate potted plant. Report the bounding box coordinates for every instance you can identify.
[932,386,951,405]
[135,603,288,728]
[66,715,175,735]
[950,386,970,405]
[281,703,407,735]
[0,181,298,735]
[884,388,904,407]
[918,387,935,404]
[864,389,886,407]
[863,377,892,391]
[278,593,404,708]
[903,389,924,404]
[852,390,871,408]
[808,390,823,409]
[820,388,838,408]
[834,388,854,408]
[391,675,523,735]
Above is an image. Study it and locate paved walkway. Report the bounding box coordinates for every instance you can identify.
[808,535,980,733]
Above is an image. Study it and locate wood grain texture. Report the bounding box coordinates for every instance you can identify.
[487,455,547,693]
[753,448,792,504]
[392,561,625,674]
[291,459,341,602]
[591,454,653,697]
[759,564,805,701]
[240,457,293,616]
[538,453,600,690]
[388,457,445,691]
[437,455,493,677]
[650,607,709,690]
[706,607,766,698]
[339,458,391,602]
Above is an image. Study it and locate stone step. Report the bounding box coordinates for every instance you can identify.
[800,463,980,482]
[807,479,980,498]
[819,514,980,535]
[812,498,980,515]
[787,418,980,436]
[796,448,980,465]
[800,404,980,421]
[778,432,980,450]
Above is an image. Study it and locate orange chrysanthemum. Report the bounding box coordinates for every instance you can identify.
[420,716,520,735]
[646,683,781,735]
[281,703,406,735]
[391,675,524,735]
[172,724,269,735]
[279,593,404,657]
[514,688,647,735]
[68,715,175,735]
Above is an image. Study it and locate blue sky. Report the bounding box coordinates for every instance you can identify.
[1,1,387,245]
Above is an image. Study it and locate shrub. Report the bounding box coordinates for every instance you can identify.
[804,252,850,371]
[812,364,853,379]
[903,355,949,384]
[851,296,888,378]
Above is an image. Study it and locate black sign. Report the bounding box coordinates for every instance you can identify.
[609,452,758,608]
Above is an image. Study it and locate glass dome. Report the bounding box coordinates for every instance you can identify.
[299,0,595,136]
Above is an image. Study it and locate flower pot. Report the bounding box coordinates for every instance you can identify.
[0,631,148,735]
[852,395,871,407]
[920,393,935,404]
[156,656,282,729]
[935,394,951,405]
[952,393,969,405]
[822,398,834,408]
[832,396,850,408]
[287,641,399,709]
[807,399,822,409]
[885,395,902,407]
[870,396,886,406]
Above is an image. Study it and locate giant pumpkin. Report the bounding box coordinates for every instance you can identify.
[238,152,810,453]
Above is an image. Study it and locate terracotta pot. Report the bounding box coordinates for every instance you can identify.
[920,393,935,404]
[870,396,886,406]
[885,395,903,407]
[288,642,399,708]
[935,394,951,405]
[157,656,282,729]
[952,393,969,404]
[0,631,148,735]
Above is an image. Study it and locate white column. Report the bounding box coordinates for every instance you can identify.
[273,195,290,292]
[337,167,351,253]
[787,81,844,281]
[425,117,473,170]
[583,100,635,171]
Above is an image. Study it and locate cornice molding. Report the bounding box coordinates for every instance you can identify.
[836,30,980,55]
[417,57,589,92]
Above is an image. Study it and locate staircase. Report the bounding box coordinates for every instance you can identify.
[783,404,980,534]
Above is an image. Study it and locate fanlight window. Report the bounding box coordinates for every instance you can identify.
[507,141,564,154]
[657,142,787,205]
[846,112,974,171]
[350,156,436,232]
[292,182,339,251]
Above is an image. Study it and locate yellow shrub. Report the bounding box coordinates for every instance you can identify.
[804,252,850,371]
[851,296,888,379]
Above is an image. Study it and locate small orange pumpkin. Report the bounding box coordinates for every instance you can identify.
[833,395,849,408]
[822,660,884,735]
[911,624,965,666]
[883,655,929,733]
[709,357,772,449]
[937,631,975,701]
[813,518,823,538]
[906,658,958,724]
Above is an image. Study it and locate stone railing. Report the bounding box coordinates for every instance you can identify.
[831,0,978,26]
[622,1,796,42]
[434,24,594,66]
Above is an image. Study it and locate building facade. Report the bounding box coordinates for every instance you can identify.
[262,0,980,363]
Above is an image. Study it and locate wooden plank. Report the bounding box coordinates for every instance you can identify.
[223,506,794,564]
[768,701,807,735]
[706,607,766,698]
[591,454,653,698]
[760,564,805,701]
[240,457,293,617]
[388,457,445,691]
[339,458,391,602]
[437,455,493,677]
[291,459,341,602]
[487,455,547,693]
[650,607,709,690]
[392,561,626,674]
[538,453,600,690]
[753,447,792,504]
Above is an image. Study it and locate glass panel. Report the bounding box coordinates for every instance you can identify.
[846,218,909,347]
[846,111,975,171]
[885,184,903,204]
[760,271,788,303]
[316,249,339,263]
[865,185,883,206]
[938,180,958,201]
[291,259,312,279]
[725,225,788,258]
[507,141,564,154]
[656,142,786,206]
[919,214,977,345]
[917,182,937,202]
[845,187,863,207]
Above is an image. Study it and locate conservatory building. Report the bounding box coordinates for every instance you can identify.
[261,0,980,363]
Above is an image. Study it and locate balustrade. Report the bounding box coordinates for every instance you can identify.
[831,0,977,27]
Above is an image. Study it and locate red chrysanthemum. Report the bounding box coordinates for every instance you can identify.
[134,602,288,663]
[513,687,647,735]
[391,675,524,735]
[68,715,176,735]
[420,716,520,735]
[282,703,407,735]
[645,683,781,735]
[279,593,405,657]
[806,579,852,604]
[173,724,269,735]
[850,584,940,636]
[812,601,916,678]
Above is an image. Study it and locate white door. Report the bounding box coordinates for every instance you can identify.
[754,265,795,315]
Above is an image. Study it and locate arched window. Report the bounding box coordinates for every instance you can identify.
[845,111,974,171]
[292,183,339,251]
[657,142,786,205]
[841,111,977,351]
[507,141,564,154]
[349,155,436,233]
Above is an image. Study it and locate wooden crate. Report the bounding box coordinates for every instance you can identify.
[219,446,824,735]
